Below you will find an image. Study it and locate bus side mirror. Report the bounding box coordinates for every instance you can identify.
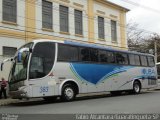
[17,48,30,63]
[0,58,14,71]
[1,62,3,71]
[17,52,22,62]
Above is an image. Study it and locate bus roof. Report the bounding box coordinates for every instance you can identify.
[32,39,154,57]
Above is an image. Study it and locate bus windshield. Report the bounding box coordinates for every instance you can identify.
[29,42,55,79]
[9,43,33,83]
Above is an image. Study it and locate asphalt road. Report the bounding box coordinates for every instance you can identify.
[0,90,160,114]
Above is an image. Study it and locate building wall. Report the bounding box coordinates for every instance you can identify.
[35,0,89,42]
[0,0,25,34]
[0,37,25,80]
[0,0,128,80]
[94,1,121,47]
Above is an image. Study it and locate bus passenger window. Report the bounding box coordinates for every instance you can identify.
[107,51,115,63]
[140,56,148,66]
[79,47,90,62]
[129,54,135,65]
[148,56,155,67]
[135,55,140,66]
[99,50,108,63]
[115,53,128,65]
[129,54,140,66]
[90,49,99,62]
[58,44,78,61]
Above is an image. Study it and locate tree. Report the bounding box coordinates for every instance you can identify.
[127,21,147,52]
[127,21,160,62]
[144,34,160,62]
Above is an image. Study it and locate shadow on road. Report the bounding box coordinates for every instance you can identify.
[8,91,153,107]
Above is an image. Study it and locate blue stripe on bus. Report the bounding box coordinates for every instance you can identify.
[70,63,134,84]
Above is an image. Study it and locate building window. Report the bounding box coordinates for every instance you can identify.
[3,0,17,23]
[111,20,117,42]
[3,46,17,57]
[98,16,105,39]
[42,0,53,29]
[75,10,83,35]
[60,5,69,32]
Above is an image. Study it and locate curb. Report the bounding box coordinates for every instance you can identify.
[0,99,19,106]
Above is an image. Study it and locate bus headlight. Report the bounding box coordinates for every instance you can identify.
[18,86,27,91]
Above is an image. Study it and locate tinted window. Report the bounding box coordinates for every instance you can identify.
[157,64,160,78]
[79,47,90,61]
[148,56,155,67]
[29,42,55,79]
[99,50,108,63]
[58,44,78,61]
[129,54,140,66]
[135,55,141,65]
[90,49,99,62]
[115,53,128,65]
[129,54,135,65]
[140,56,148,66]
[107,51,115,63]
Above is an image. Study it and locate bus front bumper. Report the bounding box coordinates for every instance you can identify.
[9,90,28,99]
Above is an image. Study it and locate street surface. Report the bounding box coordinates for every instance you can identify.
[0,90,160,114]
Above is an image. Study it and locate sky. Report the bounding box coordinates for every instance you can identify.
[108,0,160,35]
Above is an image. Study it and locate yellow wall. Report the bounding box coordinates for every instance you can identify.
[119,11,127,49]
[0,0,128,49]
[87,0,95,43]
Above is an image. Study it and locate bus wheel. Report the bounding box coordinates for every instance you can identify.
[133,81,141,94]
[61,84,76,102]
[43,97,57,102]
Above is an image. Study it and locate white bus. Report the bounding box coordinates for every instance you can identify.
[1,39,157,101]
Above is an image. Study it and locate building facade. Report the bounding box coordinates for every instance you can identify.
[0,0,129,79]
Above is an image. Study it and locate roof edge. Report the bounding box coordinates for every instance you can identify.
[102,0,130,12]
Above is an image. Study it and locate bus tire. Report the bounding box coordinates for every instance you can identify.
[61,84,76,102]
[133,81,141,94]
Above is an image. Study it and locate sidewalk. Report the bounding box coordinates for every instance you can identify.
[0,98,19,106]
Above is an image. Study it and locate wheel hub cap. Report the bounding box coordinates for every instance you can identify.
[65,88,73,99]
[135,84,140,92]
